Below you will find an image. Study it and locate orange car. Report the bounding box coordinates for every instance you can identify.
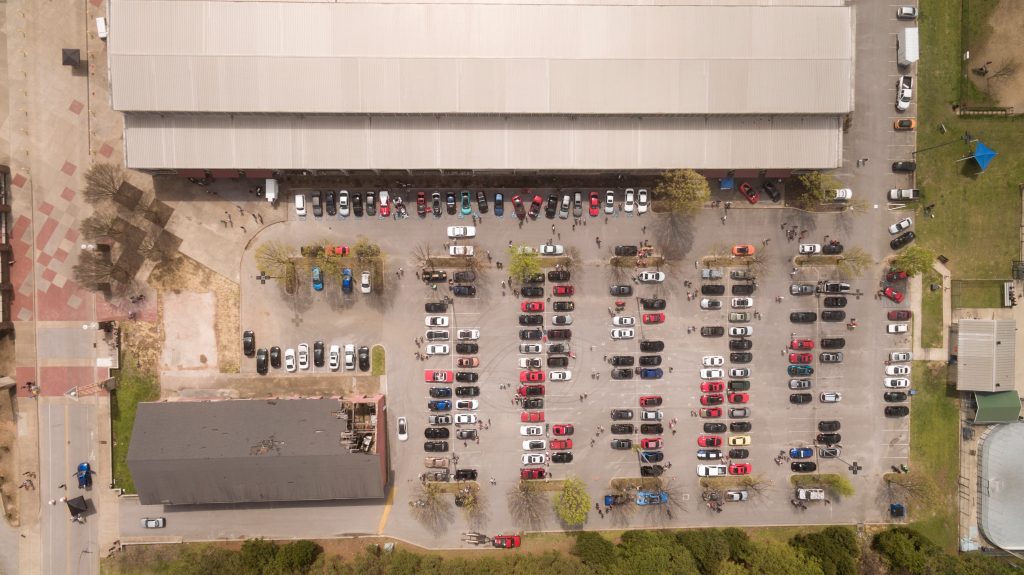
[894,118,917,131]
[732,245,755,257]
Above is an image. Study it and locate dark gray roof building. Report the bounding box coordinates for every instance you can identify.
[127,398,387,505]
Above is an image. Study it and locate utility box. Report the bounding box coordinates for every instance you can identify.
[96,17,108,40]
[897,28,919,67]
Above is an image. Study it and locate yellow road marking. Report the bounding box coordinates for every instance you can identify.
[377,485,395,534]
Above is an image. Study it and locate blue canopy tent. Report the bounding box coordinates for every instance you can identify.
[970,141,998,172]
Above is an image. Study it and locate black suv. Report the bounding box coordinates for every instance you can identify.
[547,356,569,368]
[353,192,364,217]
[553,301,575,312]
[256,348,268,375]
[614,245,638,256]
[821,310,846,322]
[611,368,632,380]
[545,194,558,218]
[476,191,488,213]
[425,427,450,439]
[730,422,752,433]
[823,296,847,308]
[729,339,752,351]
[455,386,480,397]
[792,462,817,473]
[358,346,370,371]
[730,352,753,363]
[729,448,750,459]
[455,343,479,354]
[548,270,570,282]
[639,355,662,366]
[552,452,573,463]
[519,329,543,340]
[790,393,813,404]
[790,312,817,323]
[701,326,725,337]
[455,372,479,382]
[424,441,449,452]
[519,314,544,326]
[610,285,633,296]
[610,409,634,420]
[640,424,663,434]
[453,271,476,283]
[547,329,572,340]
[892,161,916,173]
[701,285,726,295]
[243,330,256,357]
[425,301,448,313]
[325,191,336,215]
[703,423,726,433]
[816,433,842,445]
[453,285,476,297]
[611,356,635,366]
[731,284,755,296]
[454,469,478,481]
[640,340,664,352]
[522,398,543,409]
[640,298,666,310]
[884,392,908,402]
[313,341,325,367]
[521,286,544,298]
[820,338,846,349]
[891,231,916,250]
[610,424,635,434]
[818,420,841,432]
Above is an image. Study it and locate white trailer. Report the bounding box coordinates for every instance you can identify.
[897,28,919,67]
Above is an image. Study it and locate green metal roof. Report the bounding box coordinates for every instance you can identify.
[974,391,1022,424]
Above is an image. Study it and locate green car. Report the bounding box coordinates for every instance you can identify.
[727,380,750,391]
[787,365,814,376]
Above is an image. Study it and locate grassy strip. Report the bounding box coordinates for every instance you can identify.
[110,352,161,494]
[371,345,386,376]
[432,481,480,494]
[955,280,1005,308]
[920,268,944,348]
[610,477,662,491]
[789,474,854,497]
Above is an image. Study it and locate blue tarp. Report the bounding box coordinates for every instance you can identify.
[972,141,998,172]
[720,177,734,190]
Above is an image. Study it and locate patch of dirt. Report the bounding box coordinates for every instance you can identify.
[969,0,1024,110]
[230,374,380,399]
[149,255,240,373]
[121,320,163,376]
[0,388,18,526]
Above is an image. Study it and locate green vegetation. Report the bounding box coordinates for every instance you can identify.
[371,345,386,376]
[789,474,855,498]
[907,361,960,551]
[873,527,1020,575]
[654,169,710,214]
[111,353,161,494]
[921,268,944,348]
[553,477,591,527]
[955,279,1005,308]
[891,245,936,277]
[794,171,842,209]
[507,245,542,281]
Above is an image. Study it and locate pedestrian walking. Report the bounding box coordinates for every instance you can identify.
[596,502,600,510]
[669,366,674,373]
[240,226,246,233]
[721,215,727,224]
[415,271,420,279]
[551,223,556,233]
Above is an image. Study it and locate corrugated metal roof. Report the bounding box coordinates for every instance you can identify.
[123,113,842,170]
[110,0,853,114]
[957,319,1017,393]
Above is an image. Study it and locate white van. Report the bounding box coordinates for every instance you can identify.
[294,193,306,217]
[264,178,278,204]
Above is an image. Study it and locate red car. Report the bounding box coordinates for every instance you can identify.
[521,301,544,312]
[325,245,350,256]
[416,191,426,216]
[528,195,543,219]
[732,245,755,257]
[698,435,723,447]
[700,407,722,418]
[738,182,760,204]
[639,395,662,407]
[521,468,545,480]
[553,285,574,296]
[789,353,813,364]
[883,287,905,303]
[642,313,665,324]
[886,270,909,282]
[701,394,725,405]
[888,310,912,321]
[552,424,573,435]
[550,439,573,450]
[493,535,521,548]
[521,411,544,422]
[424,370,454,383]
[790,339,814,350]
[728,463,752,475]
[379,194,391,217]
[728,393,749,404]
[589,191,600,216]
[641,437,663,449]
[520,371,545,383]
[512,195,527,220]
[519,384,545,396]
[701,381,725,393]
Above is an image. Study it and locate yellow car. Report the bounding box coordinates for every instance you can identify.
[729,435,752,446]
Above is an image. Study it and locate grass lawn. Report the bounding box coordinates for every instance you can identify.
[916,0,1023,281]
[920,268,944,347]
[111,353,161,494]
[372,345,386,376]
[908,361,959,552]
[954,279,1005,308]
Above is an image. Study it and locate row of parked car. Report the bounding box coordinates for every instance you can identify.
[242,331,370,374]
[295,189,404,219]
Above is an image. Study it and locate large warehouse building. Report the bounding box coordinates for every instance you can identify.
[108,0,854,173]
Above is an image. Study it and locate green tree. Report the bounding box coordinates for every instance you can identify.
[677,529,730,575]
[354,238,382,263]
[835,247,873,279]
[791,527,858,575]
[743,540,824,575]
[890,244,936,277]
[654,169,710,214]
[616,530,698,574]
[508,246,542,282]
[871,527,934,574]
[573,531,616,569]
[554,477,591,527]
[274,540,323,574]
[237,538,278,571]
[721,528,755,566]
[796,172,842,209]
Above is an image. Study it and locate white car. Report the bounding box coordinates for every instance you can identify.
[378,190,389,214]
[456,414,478,425]
[819,391,843,403]
[457,329,480,340]
[641,410,663,421]
[141,517,166,529]
[624,188,636,213]
[833,188,853,201]
[284,348,296,372]
[519,357,542,369]
[520,343,542,354]
[456,400,479,410]
[604,190,615,214]
[338,191,350,216]
[425,344,449,355]
[294,193,306,217]
[328,344,341,371]
[726,490,749,502]
[549,370,572,381]
[297,343,309,370]
[449,245,475,257]
[885,378,910,389]
[539,244,565,256]
[697,464,728,477]
[729,368,750,378]
[889,217,913,235]
[425,316,450,327]
[344,344,355,371]
[890,351,912,362]
[731,297,753,309]
[447,226,476,238]
[360,271,371,293]
[397,417,408,441]
[886,365,911,376]
[638,271,665,283]
[700,368,724,379]
[799,244,822,255]
[729,327,752,337]
[559,194,571,219]
[702,356,725,367]
[552,315,573,325]
[637,189,649,214]
[612,316,635,326]
[887,324,909,334]
[522,453,547,465]
[523,439,547,450]
[896,6,917,19]
[700,298,722,310]
[611,328,635,339]
[520,425,544,436]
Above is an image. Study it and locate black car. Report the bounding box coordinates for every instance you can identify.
[728,449,750,459]
[358,346,370,371]
[424,441,449,452]
[520,329,543,340]
[431,193,441,217]
[790,393,813,404]
[548,329,572,340]
[816,433,842,445]
[524,273,545,284]
[519,314,544,326]
[818,420,841,432]
[425,427,450,439]
[311,191,323,217]
[611,424,635,434]
[891,231,916,250]
[884,391,908,402]
[728,380,750,391]
[325,191,337,216]
[611,355,635,366]
[353,192,364,217]
[730,352,753,363]
[610,409,634,420]
[256,348,268,375]
[821,311,846,322]
[446,191,456,215]
[610,285,633,296]
[521,286,544,298]
[552,452,574,463]
[313,341,325,367]
[639,355,661,366]
[732,284,755,296]
[892,161,917,173]
[885,406,910,417]
[422,270,447,283]
[523,398,544,409]
[821,338,846,349]
[456,343,479,354]
[547,343,569,354]
[701,326,725,337]
[243,330,256,357]
[455,386,480,397]
[425,301,448,313]
[823,296,847,308]
[614,245,639,256]
[730,422,752,433]
[611,439,632,450]
[545,194,558,218]
[640,465,664,477]
[703,423,727,433]
[640,424,664,434]
[455,372,479,383]
[729,339,752,351]
[701,284,726,296]
[454,469,478,481]
[640,340,665,352]
[791,462,817,473]
[763,181,781,202]
[790,312,817,323]
[553,301,575,312]
[429,387,452,399]
[366,191,377,216]
[611,368,633,380]
[453,271,476,283]
[548,270,570,282]
[547,356,569,367]
[822,242,844,255]
[269,346,281,369]
[453,285,476,297]
[640,298,666,311]
[476,191,489,213]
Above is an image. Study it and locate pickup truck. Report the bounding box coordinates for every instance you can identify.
[896,76,913,111]
[796,488,825,501]
[888,188,920,201]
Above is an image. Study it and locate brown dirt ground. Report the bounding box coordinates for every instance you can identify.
[969,0,1024,110]
[0,388,18,525]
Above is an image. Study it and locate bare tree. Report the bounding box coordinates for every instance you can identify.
[79,212,124,242]
[412,242,436,269]
[836,247,874,279]
[455,483,488,528]
[254,240,298,293]
[83,163,125,205]
[506,480,548,530]
[138,235,176,264]
[409,482,454,532]
[738,474,774,496]
[884,472,931,505]
[73,250,137,298]
[987,58,1019,82]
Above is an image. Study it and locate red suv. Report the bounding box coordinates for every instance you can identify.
[729,463,751,475]
[528,195,543,219]
[789,353,813,364]
[519,384,545,396]
[552,424,574,435]
[888,310,912,321]
[521,411,544,422]
[521,468,546,479]
[642,313,665,324]
[550,439,573,450]
[883,287,905,303]
[520,371,545,383]
[589,191,600,216]
[701,394,724,406]
[701,381,724,393]
[886,270,909,282]
[641,437,663,449]
[553,285,574,296]
[700,408,722,418]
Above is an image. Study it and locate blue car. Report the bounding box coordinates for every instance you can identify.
[460,191,473,215]
[312,266,324,291]
[494,193,504,217]
[76,462,92,488]
[788,365,814,376]
[639,451,664,463]
[428,400,452,411]
[790,447,813,459]
[640,368,663,380]
[342,268,353,294]
[636,491,668,506]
